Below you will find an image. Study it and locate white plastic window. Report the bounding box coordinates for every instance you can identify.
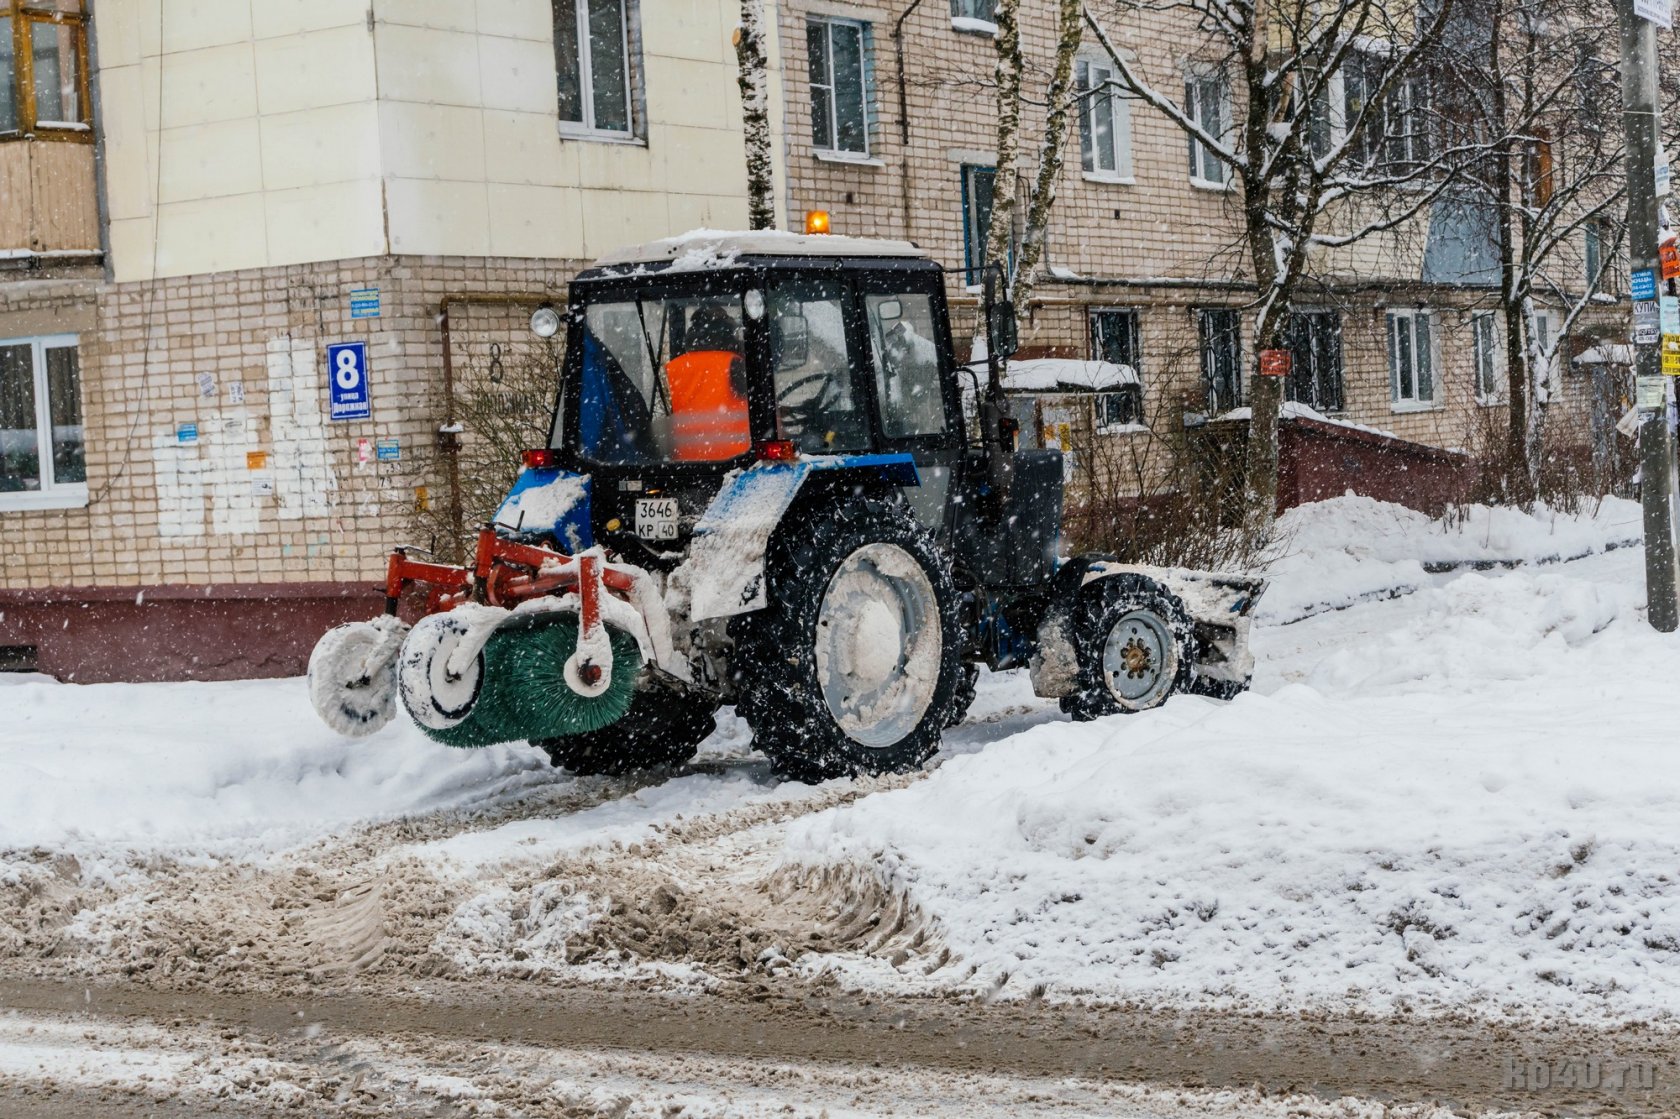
[554,0,636,137]
[0,334,85,511]
[808,18,871,157]
[1388,310,1436,408]
[1184,69,1229,187]
[1472,312,1501,403]
[1078,57,1133,180]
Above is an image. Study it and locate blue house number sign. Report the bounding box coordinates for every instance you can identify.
[327,341,371,421]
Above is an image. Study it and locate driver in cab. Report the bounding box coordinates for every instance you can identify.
[665,305,751,461]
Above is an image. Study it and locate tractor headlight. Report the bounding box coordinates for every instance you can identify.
[530,304,562,339]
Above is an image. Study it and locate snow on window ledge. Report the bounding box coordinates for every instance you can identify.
[814,149,884,167]
[1390,400,1442,415]
[0,487,89,513]
[1475,394,1504,408]
[555,123,646,147]
[950,16,998,35]
[1082,172,1135,186]
[1096,422,1151,436]
[1189,176,1235,193]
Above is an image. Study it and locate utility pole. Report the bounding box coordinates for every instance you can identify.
[1620,0,1680,631]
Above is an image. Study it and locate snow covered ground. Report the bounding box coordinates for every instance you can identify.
[2,494,1674,1039]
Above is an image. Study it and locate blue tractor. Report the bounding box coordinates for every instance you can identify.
[306,231,1264,782]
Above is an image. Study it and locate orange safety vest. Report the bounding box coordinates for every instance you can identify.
[665,350,751,461]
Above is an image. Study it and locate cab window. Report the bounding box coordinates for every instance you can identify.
[769,278,869,453]
[864,292,947,438]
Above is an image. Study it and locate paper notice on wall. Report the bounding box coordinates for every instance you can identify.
[1637,0,1672,28]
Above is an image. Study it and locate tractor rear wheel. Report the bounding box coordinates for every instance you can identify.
[1060,574,1196,721]
[732,498,963,783]
[534,687,717,776]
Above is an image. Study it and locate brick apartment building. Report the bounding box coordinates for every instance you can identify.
[0,0,778,679]
[0,0,1628,681]
[777,0,1623,489]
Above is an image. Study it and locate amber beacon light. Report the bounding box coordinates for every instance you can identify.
[804,209,831,235]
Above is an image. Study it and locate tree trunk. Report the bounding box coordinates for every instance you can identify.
[736,0,775,231]
[1487,5,1536,507]
[983,0,1024,281]
[1010,0,1082,314]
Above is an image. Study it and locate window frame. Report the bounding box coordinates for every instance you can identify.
[1387,307,1438,411]
[553,0,641,142]
[949,0,998,30]
[1197,307,1243,414]
[1089,307,1143,372]
[1184,66,1230,189]
[1077,54,1134,183]
[1284,308,1344,413]
[1,1,93,143]
[0,331,86,511]
[1471,310,1502,405]
[807,16,874,160]
[960,163,998,286]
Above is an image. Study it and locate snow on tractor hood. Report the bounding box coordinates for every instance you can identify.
[671,454,921,623]
[494,467,592,551]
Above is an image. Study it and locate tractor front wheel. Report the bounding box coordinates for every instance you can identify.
[1060,574,1196,721]
[732,498,963,783]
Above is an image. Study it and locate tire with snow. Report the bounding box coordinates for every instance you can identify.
[944,662,979,729]
[731,497,963,783]
[307,617,407,737]
[1060,573,1196,722]
[534,687,717,776]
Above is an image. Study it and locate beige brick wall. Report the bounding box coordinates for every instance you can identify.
[0,255,583,589]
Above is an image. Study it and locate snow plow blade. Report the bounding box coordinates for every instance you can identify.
[1030,561,1266,703]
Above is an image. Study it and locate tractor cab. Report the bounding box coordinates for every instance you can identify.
[551,231,969,561]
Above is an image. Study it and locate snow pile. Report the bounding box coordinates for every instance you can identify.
[1003,359,1138,393]
[782,531,1680,1024]
[1261,494,1642,623]
[0,676,555,862]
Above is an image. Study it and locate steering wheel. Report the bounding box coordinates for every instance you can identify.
[777,371,846,435]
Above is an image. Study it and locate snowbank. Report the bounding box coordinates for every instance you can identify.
[0,677,556,860]
[1003,358,1137,393]
[781,507,1680,1025]
[1260,494,1643,623]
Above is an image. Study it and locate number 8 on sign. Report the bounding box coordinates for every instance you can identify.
[326,341,371,421]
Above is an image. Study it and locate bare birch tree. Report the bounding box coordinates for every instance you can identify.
[736,0,776,230]
[1438,0,1623,504]
[981,0,1086,315]
[1084,0,1460,527]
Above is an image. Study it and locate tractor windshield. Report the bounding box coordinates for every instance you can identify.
[575,292,749,465]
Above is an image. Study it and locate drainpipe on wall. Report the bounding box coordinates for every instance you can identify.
[893,0,928,241]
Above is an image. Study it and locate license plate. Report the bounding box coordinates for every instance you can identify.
[635,497,679,541]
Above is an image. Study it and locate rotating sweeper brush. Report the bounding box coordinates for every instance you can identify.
[307,528,673,749]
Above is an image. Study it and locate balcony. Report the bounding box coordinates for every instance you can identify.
[1,1,98,258]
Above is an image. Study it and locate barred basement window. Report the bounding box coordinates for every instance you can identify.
[553,0,640,138]
[1198,308,1242,413]
[1089,308,1142,371]
[0,334,85,510]
[0,0,92,138]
